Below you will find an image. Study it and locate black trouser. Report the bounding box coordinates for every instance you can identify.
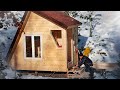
[85,64,94,78]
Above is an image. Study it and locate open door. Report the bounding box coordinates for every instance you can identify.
[67,28,78,69]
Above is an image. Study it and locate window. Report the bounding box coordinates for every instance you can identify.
[34,36,41,58]
[25,35,41,58]
[51,30,62,47]
[26,36,32,57]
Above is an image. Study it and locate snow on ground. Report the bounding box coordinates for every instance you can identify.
[21,75,67,79]
[2,67,16,79]
[21,75,53,79]
[94,72,116,79]
[2,67,67,79]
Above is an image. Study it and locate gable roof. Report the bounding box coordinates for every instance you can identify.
[6,11,81,62]
[33,11,81,29]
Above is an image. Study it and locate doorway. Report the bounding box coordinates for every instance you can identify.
[67,29,74,69]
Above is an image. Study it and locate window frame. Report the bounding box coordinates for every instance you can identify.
[51,30,63,49]
[24,34,42,60]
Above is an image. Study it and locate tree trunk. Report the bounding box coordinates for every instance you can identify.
[89,20,92,37]
[90,27,92,37]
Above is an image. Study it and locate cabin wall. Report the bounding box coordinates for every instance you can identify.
[10,12,68,72]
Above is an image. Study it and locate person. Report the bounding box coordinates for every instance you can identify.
[77,51,94,79]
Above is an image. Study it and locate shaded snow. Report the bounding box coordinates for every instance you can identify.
[94,72,116,79]
[0,11,25,79]
[2,68,16,79]
[0,26,18,60]
[21,75,52,79]
[21,74,67,79]
[0,11,25,60]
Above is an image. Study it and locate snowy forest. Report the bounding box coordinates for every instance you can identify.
[0,11,120,79]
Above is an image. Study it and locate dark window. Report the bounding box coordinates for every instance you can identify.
[26,36,32,57]
[34,36,41,58]
[51,30,62,47]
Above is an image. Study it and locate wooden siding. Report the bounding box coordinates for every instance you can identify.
[10,12,68,72]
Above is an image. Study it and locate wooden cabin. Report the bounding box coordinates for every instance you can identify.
[6,11,81,72]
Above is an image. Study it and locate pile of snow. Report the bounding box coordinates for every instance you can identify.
[0,26,18,60]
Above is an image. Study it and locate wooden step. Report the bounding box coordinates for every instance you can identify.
[67,67,85,79]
